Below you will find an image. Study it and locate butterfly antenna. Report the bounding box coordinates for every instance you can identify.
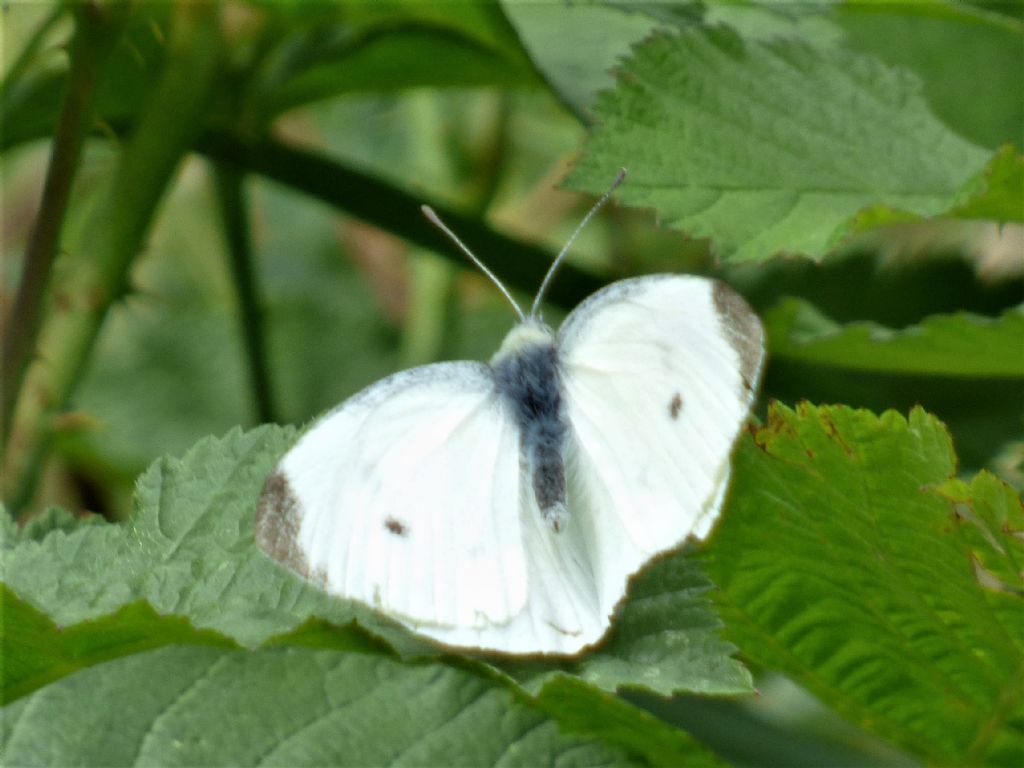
[530,168,627,319]
[421,205,526,323]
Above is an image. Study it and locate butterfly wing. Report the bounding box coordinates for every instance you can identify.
[256,362,528,631]
[416,480,606,654]
[557,275,764,619]
[256,276,763,655]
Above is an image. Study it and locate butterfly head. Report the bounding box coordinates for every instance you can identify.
[491,320,555,366]
[421,169,627,345]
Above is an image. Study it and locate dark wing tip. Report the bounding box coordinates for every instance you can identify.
[255,469,325,585]
[711,281,766,393]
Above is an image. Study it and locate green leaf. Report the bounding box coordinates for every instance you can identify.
[835,0,1024,150]
[501,0,701,118]
[535,676,727,767]
[701,0,844,46]
[0,506,102,547]
[1,591,722,765]
[256,14,538,118]
[935,472,1024,640]
[2,425,749,698]
[501,549,753,697]
[572,552,752,696]
[0,645,641,767]
[568,27,990,260]
[951,144,1024,223]
[765,299,1024,377]
[2,426,298,644]
[707,403,1024,765]
[0,586,237,705]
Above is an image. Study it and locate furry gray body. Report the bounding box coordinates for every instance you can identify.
[492,341,568,528]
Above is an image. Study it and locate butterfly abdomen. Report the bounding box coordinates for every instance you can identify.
[492,334,569,532]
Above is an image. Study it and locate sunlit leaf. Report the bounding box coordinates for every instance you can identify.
[707,403,1024,765]
[2,426,749,698]
[0,645,641,766]
[951,144,1024,223]
[568,27,989,260]
[764,299,1024,377]
[501,0,700,118]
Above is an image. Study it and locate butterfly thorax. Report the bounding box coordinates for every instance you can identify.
[491,321,568,532]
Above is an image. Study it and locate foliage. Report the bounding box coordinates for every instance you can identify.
[2,0,1021,765]
[708,404,1024,765]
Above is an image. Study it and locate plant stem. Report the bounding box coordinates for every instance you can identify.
[2,2,222,515]
[195,131,604,309]
[2,1,129,445]
[2,99,602,310]
[212,162,277,425]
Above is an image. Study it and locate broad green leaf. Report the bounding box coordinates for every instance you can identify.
[707,403,1024,765]
[535,676,727,767]
[0,645,639,767]
[695,1,1023,150]
[501,0,701,118]
[842,145,1024,232]
[0,506,101,547]
[951,144,1024,223]
[343,0,530,63]
[1,593,722,765]
[835,0,1024,150]
[568,27,990,261]
[572,552,751,696]
[702,0,843,45]
[765,299,1024,376]
[935,472,1024,653]
[1,426,300,643]
[257,17,537,118]
[625,684,917,768]
[2,425,749,698]
[0,586,237,704]
[962,0,1024,20]
[746,251,1024,470]
[501,549,752,697]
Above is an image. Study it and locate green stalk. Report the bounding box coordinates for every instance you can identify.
[195,131,603,308]
[3,2,222,515]
[2,1,130,443]
[212,163,277,425]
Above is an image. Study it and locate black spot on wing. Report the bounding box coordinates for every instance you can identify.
[669,391,683,419]
[384,517,409,537]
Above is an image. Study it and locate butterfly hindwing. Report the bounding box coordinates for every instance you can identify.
[412,481,606,654]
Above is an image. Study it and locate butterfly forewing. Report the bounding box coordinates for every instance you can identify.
[256,362,528,630]
[557,275,764,619]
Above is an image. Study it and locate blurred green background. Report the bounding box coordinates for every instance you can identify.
[2,3,1022,764]
[3,1,1019,523]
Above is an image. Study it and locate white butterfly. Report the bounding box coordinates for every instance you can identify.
[256,172,764,655]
